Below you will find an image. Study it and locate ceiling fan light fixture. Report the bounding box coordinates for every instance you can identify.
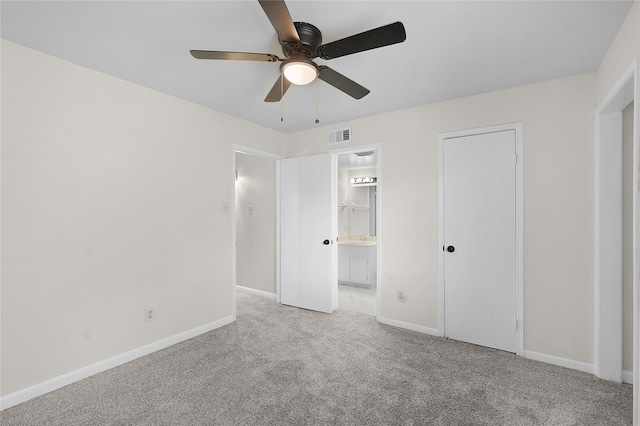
[282,60,318,85]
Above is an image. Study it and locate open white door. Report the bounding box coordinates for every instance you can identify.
[281,154,336,313]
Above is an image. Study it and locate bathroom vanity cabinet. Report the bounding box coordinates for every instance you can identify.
[338,243,377,287]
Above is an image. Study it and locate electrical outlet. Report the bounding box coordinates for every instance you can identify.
[396,291,405,303]
[145,308,155,322]
[248,206,254,215]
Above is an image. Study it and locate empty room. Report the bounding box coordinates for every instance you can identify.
[1,1,639,424]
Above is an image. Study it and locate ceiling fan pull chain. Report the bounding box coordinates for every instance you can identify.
[280,73,284,122]
[315,78,320,124]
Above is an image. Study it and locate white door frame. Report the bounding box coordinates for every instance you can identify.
[330,143,382,319]
[437,122,524,356]
[231,144,285,319]
[594,57,638,423]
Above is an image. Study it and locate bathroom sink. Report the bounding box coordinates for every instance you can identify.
[338,240,377,246]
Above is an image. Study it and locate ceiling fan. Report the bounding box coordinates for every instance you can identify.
[190,0,406,102]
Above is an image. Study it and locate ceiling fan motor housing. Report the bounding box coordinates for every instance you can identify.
[280,22,322,57]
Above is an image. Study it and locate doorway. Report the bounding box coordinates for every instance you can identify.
[232,145,284,318]
[438,123,524,354]
[276,144,382,317]
[594,59,638,425]
[335,145,381,317]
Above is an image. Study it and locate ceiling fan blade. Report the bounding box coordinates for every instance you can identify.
[190,50,281,62]
[318,66,369,100]
[264,74,292,102]
[258,0,300,43]
[317,22,406,60]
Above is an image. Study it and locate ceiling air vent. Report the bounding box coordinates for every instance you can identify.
[328,127,351,145]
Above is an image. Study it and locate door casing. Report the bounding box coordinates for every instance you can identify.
[594,58,638,426]
[437,123,524,355]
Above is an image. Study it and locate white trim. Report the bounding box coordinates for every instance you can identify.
[523,350,594,375]
[377,316,441,337]
[633,57,639,426]
[331,153,339,311]
[597,62,636,115]
[623,369,634,385]
[0,315,234,411]
[437,122,524,356]
[594,57,638,425]
[236,285,277,300]
[275,159,282,304]
[594,61,636,384]
[329,143,382,320]
[232,148,238,320]
[595,109,624,382]
[231,144,285,161]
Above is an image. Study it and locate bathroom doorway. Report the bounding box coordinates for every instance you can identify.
[335,146,380,317]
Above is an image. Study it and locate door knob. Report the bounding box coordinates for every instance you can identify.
[323,239,331,245]
[447,245,455,253]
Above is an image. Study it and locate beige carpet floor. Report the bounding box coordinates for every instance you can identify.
[0,292,633,425]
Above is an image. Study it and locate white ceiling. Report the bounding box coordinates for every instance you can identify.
[1,1,634,134]
[338,149,377,169]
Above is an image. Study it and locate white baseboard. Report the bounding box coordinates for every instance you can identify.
[236,285,277,300]
[371,325,598,378]
[377,316,442,337]
[0,315,235,411]
[523,350,594,374]
[622,369,633,384]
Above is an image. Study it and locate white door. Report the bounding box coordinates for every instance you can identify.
[281,154,336,313]
[443,130,517,353]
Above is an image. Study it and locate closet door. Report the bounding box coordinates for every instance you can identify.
[443,130,517,353]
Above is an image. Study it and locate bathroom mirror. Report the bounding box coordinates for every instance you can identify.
[338,167,377,236]
[337,151,378,237]
[349,186,370,235]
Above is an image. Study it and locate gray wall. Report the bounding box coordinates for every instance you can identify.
[235,153,277,295]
